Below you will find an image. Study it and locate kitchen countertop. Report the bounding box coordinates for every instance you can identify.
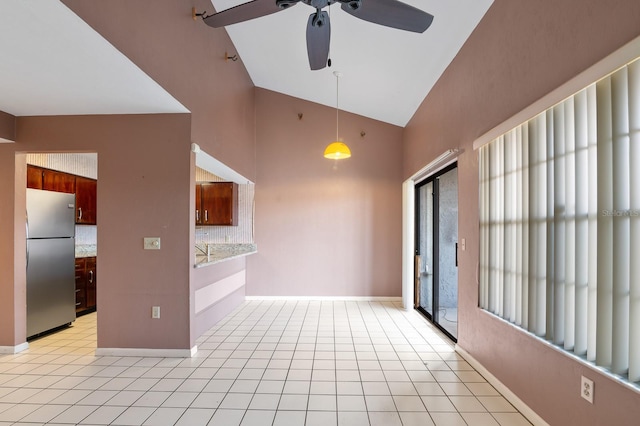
[75,244,97,258]
[194,243,257,268]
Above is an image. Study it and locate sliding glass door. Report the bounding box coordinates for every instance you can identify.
[415,163,458,341]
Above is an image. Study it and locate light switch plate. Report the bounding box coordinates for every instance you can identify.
[144,237,161,250]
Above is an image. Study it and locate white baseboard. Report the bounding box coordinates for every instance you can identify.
[244,296,402,302]
[95,345,197,358]
[455,345,549,426]
[0,342,29,354]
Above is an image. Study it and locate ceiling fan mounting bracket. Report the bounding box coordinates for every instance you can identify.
[192,7,210,21]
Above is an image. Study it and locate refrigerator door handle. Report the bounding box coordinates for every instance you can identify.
[26,212,29,270]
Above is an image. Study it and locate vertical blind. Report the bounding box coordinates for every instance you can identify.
[479,57,640,383]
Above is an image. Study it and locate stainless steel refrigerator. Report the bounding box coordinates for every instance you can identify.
[26,188,76,338]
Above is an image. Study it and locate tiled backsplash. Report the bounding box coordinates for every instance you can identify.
[26,153,97,179]
[76,225,97,245]
[196,167,254,244]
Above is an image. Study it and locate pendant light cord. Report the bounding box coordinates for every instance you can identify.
[335,72,340,141]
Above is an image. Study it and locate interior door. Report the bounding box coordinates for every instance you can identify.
[415,163,458,341]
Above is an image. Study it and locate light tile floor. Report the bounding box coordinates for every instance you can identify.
[0,301,532,425]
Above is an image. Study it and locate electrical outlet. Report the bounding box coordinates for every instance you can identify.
[152,306,160,319]
[581,376,594,403]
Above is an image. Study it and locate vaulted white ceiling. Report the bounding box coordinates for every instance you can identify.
[210,0,493,126]
[0,0,493,127]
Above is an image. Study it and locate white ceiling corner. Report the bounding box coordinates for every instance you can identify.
[0,0,188,116]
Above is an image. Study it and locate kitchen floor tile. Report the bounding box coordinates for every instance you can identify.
[308,394,337,411]
[272,410,306,426]
[430,411,468,426]
[477,396,517,412]
[398,411,436,426]
[248,393,280,410]
[111,406,155,426]
[368,411,402,426]
[336,395,367,411]
[461,412,501,426]
[305,410,337,426]
[0,304,533,426]
[206,408,245,426]
[337,411,370,426]
[392,395,426,411]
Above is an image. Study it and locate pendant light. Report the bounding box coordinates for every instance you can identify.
[324,71,351,160]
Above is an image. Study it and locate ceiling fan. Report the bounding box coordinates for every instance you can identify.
[199,0,434,70]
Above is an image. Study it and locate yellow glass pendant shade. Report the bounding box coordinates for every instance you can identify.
[324,141,351,159]
[324,71,351,160]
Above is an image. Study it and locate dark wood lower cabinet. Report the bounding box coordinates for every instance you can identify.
[75,257,97,315]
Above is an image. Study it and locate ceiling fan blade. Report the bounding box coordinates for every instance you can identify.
[203,0,298,28]
[306,11,331,70]
[341,0,433,33]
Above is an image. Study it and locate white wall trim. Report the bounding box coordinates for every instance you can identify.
[455,345,550,426]
[0,342,29,354]
[473,34,640,150]
[244,296,402,302]
[95,345,198,358]
[402,179,415,311]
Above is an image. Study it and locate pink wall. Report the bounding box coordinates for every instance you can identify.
[58,0,259,347]
[0,154,26,347]
[0,114,192,349]
[247,89,403,297]
[62,0,256,181]
[0,110,15,141]
[404,0,640,424]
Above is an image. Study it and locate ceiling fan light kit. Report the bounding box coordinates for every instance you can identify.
[198,0,434,70]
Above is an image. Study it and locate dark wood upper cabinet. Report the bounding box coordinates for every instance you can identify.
[75,176,97,225]
[197,182,238,226]
[26,165,43,189]
[27,165,97,225]
[43,168,75,194]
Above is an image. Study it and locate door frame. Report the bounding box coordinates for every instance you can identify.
[414,162,458,341]
[401,149,459,312]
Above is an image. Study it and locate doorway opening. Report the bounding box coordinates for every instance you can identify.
[25,153,98,342]
[414,162,458,341]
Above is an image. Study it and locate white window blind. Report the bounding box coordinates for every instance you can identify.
[479,57,640,383]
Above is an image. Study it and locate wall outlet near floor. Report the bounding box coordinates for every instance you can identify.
[152,306,161,319]
[581,375,594,403]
